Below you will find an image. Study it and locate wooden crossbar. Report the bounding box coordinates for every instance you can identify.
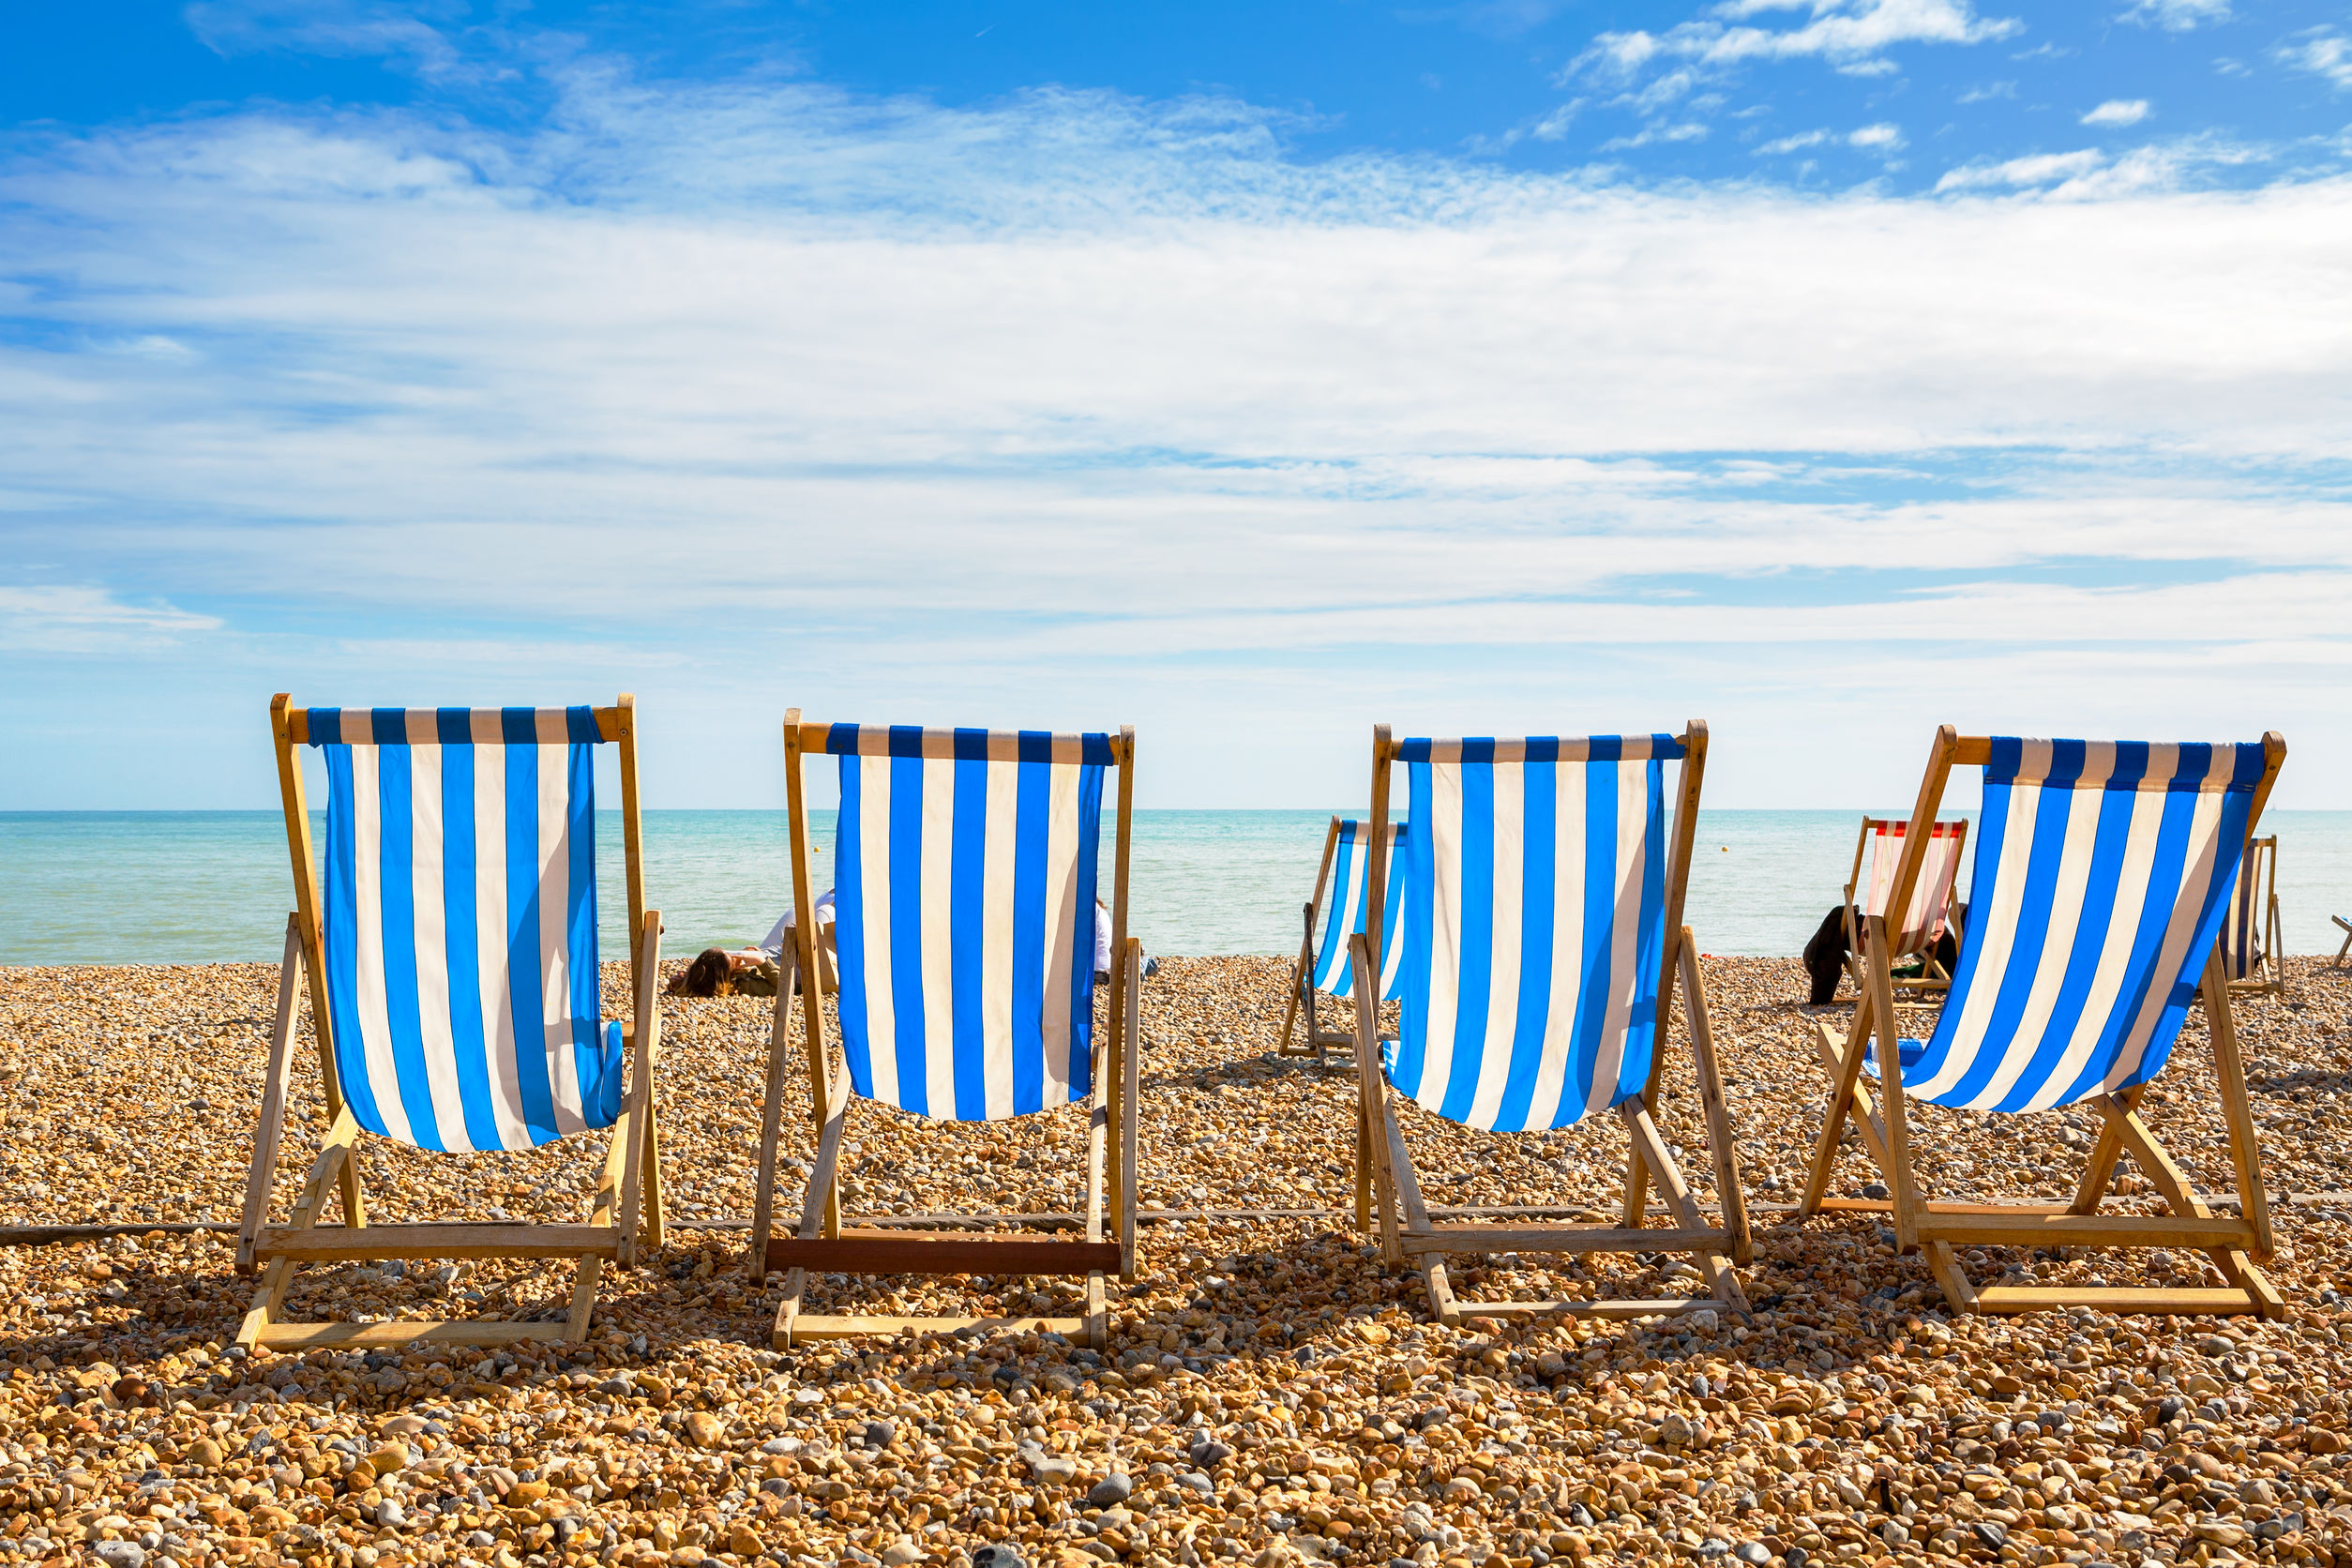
[1917,1213,2256,1248]
[764,1231,1125,1275]
[254,1224,622,1262]
[1399,1225,1728,1257]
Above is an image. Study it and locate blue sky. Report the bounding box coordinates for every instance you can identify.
[3,0,2349,810]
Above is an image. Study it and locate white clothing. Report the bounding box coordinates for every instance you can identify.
[761,888,837,958]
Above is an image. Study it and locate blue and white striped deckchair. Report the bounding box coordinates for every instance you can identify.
[1277,817,1409,1060]
[2220,834,2283,1000]
[1802,728,2288,1319]
[751,715,1138,1349]
[237,694,663,1350]
[1347,723,1752,1328]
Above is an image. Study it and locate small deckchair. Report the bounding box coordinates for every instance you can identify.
[1277,817,1409,1061]
[749,714,1138,1349]
[238,696,663,1349]
[1801,729,2287,1319]
[1842,816,1968,1002]
[2220,835,2283,1000]
[1348,724,1751,1327]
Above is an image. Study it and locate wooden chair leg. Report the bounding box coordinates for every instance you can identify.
[238,917,308,1274]
[749,947,801,1284]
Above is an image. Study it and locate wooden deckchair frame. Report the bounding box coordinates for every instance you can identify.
[1840,816,1967,1003]
[749,713,1138,1349]
[1348,721,1752,1328]
[235,693,665,1349]
[2223,835,2284,1001]
[1799,725,2288,1319]
[1276,816,1400,1063]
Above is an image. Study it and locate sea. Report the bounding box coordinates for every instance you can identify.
[2,809,2348,966]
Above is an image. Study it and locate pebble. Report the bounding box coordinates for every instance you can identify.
[0,955,2349,1568]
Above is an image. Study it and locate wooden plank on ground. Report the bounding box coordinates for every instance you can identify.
[764,1231,1125,1275]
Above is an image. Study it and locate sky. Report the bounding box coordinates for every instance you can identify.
[3,0,2349,813]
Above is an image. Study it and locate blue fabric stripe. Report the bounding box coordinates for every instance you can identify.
[1316,827,1361,994]
[1989,745,2144,1112]
[835,757,874,1099]
[1493,759,1555,1131]
[565,740,612,1127]
[565,705,598,745]
[1380,828,1411,1003]
[1565,753,1619,1119]
[887,753,928,1116]
[1009,757,1048,1115]
[319,745,384,1137]
[1907,772,2012,1087]
[2122,787,2255,1091]
[1066,763,1105,1104]
[949,755,989,1120]
[1941,742,2088,1107]
[305,707,340,747]
[435,728,499,1153]
[1439,753,1495,1122]
[1618,753,1668,1109]
[1392,762,1434,1093]
[502,725,556,1143]
[2042,776,2195,1106]
[369,714,442,1150]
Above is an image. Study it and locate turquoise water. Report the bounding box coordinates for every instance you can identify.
[3,809,2348,965]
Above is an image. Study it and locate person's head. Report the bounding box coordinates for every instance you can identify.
[670,948,733,998]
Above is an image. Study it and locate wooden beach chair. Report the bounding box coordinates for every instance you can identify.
[2335,915,2352,966]
[2220,835,2283,1000]
[1800,729,2287,1318]
[749,715,1139,1349]
[1277,817,1409,1061]
[237,696,664,1349]
[1841,816,1968,1001]
[1347,725,1751,1327]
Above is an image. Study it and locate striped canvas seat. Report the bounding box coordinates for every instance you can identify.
[823,725,1112,1120]
[1386,735,1680,1132]
[1877,739,2265,1113]
[1861,819,1965,954]
[305,707,626,1152]
[1310,820,1410,1001]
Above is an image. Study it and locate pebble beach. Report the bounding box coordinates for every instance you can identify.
[3,954,2351,1568]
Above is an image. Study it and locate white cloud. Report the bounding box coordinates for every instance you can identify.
[1,68,2348,807]
[1572,0,2024,86]
[1599,122,1710,150]
[2276,29,2352,91]
[2118,0,2228,30]
[1756,129,1833,153]
[1850,122,1906,149]
[0,586,221,653]
[2082,98,2151,127]
[1957,81,2017,101]
[1935,147,2107,188]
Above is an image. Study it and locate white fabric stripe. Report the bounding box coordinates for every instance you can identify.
[408,745,470,1152]
[469,710,503,745]
[537,746,583,1138]
[347,746,415,1145]
[2015,781,2168,1112]
[981,759,1020,1119]
[1527,757,1589,1128]
[1900,833,1962,951]
[1464,764,1525,1129]
[1582,759,1650,1122]
[856,755,899,1109]
[918,758,959,1120]
[1414,764,1465,1112]
[1911,749,2048,1100]
[475,741,528,1150]
[2107,785,2231,1087]
[1039,754,1082,1106]
[1959,747,2116,1111]
[535,710,567,746]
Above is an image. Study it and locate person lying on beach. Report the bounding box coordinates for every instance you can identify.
[1093,896,1158,985]
[668,946,778,998]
